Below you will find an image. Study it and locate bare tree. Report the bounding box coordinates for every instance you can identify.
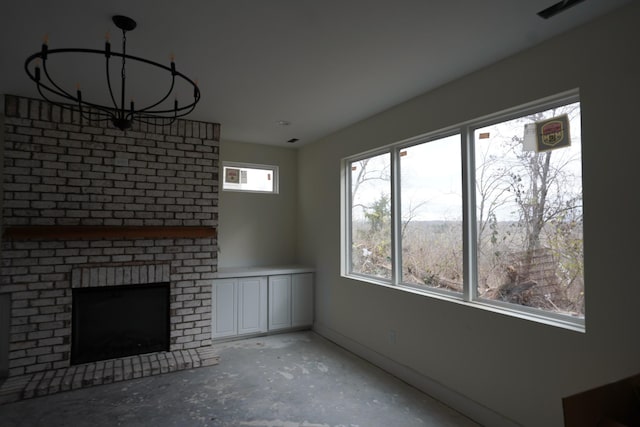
[506,105,582,267]
[475,104,584,313]
[475,142,512,251]
[351,158,390,209]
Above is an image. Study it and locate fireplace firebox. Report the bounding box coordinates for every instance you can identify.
[71,283,170,365]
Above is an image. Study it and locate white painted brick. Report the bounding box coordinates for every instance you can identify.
[89,267,99,287]
[130,266,139,284]
[3,96,218,379]
[39,306,64,315]
[183,314,201,322]
[97,267,106,286]
[105,266,115,286]
[182,341,200,349]
[122,265,131,284]
[38,353,64,364]
[11,324,36,335]
[175,322,194,330]
[115,267,124,286]
[28,330,53,340]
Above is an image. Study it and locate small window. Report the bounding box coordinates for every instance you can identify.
[222,162,279,194]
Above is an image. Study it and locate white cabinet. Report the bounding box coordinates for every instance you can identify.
[212,276,267,339]
[268,275,292,331]
[237,277,268,335]
[212,267,313,341]
[268,273,314,331]
[212,278,237,339]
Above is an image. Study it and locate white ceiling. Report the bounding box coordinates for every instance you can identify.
[0,0,631,146]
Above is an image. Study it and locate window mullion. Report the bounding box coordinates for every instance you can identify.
[462,126,478,302]
[391,149,402,286]
[343,159,353,276]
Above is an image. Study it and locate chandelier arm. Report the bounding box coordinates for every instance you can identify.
[136,73,176,114]
[128,97,198,124]
[77,106,108,123]
[135,116,177,126]
[136,98,197,116]
[83,50,201,116]
[137,101,198,120]
[175,101,199,117]
[27,48,121,106]
[145,97,200,116]
[35,82,74,108]
[105,54,119,111]
[82,114,113,123]
[35,82,113,123]
[113,52,200,115]
[30,50,125,116]
[137,104,198,117]
[32,70,113,124]
[39,57,78,103]
[77,104,117,120]
[33,77,76,105]
[124,65,199,116]
[137,85,200,116]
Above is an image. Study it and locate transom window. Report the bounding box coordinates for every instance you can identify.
[222,162,279,194]
[343,91,584,330]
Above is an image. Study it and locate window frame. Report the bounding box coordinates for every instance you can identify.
[343,148,392,283]
[221,161,279,194]
[341,89,585,332]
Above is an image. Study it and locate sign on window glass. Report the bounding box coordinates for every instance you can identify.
[222,162,279,193]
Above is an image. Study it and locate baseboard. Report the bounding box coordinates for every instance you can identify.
[313,323,520,427]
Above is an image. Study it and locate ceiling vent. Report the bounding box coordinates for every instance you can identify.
[537,0,587,19]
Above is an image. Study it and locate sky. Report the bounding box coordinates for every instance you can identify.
[351,102,583,223]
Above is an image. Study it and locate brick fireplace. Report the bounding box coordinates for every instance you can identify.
[0,95,219,381]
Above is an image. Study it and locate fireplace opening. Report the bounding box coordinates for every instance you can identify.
[71,282,170,365]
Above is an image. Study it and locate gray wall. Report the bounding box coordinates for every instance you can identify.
[218,140,298,268]
[298,3,640,427]
[0,99,7,378]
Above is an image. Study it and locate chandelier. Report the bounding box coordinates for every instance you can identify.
[24,15,200,131]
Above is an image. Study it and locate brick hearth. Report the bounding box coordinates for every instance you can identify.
[0,346,219,405]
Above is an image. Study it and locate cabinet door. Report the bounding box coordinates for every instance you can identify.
[268,275,291,331]
[291,273,314,327]
[212,279,237,338]
[238,276,268,335]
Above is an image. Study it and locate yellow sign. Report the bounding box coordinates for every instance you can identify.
[225,168,240,184]
[536,114,570,152]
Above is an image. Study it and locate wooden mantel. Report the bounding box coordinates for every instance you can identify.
[2,226,217,240]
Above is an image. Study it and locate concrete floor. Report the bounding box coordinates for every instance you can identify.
[0,331,479,427]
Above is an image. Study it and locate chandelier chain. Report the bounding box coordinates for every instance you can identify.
[120,27,127,122]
